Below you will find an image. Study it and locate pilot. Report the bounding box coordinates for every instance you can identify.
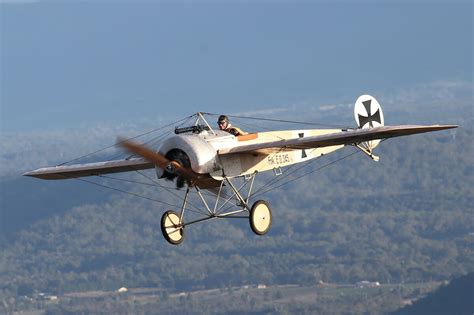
[217,115,247,136]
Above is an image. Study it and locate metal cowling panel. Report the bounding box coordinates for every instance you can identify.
[158,134,219,174]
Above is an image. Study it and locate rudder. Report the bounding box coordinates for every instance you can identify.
[354,94,385,152]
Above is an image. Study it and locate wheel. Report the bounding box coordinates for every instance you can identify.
[161,210,184,245]
[249,200,272,235]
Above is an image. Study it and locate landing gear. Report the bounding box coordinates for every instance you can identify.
[161,210,184,245]
[249,200,272,235]
[159,173,273,245]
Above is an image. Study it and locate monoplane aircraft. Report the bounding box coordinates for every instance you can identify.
[24,95,457,245]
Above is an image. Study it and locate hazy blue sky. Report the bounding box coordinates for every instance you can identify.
[1,0,472,133]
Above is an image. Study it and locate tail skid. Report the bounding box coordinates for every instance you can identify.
[356,143,380,161]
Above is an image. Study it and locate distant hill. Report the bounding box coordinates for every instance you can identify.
[0,176,117,241]
[0,105,472,315]
[391,273,474,315]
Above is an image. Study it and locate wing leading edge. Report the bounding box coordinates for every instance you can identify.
[23,158,154,180]
[24,125,457,179]
[218,125,458,154]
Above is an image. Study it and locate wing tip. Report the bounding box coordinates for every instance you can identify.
[22,172,52,180]
[23,169,41,178]
[22,169,64,180]
[430,124,459,131]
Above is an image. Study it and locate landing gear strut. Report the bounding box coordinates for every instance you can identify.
[159,173,272,245]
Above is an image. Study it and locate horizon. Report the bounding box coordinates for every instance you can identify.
[1,1,471,134]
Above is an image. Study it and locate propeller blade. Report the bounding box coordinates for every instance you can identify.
[117,138,197,181]
[117,138,222,189]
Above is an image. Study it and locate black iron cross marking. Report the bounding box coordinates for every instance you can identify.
[358,99,381,128]
[299,133,307,158]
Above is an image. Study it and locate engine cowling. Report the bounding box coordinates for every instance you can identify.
[155,133,220,179]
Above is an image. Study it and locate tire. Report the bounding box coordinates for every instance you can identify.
[249,200,272,235]
[161,210,184,245]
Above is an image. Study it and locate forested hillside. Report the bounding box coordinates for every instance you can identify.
[1,107,472,314]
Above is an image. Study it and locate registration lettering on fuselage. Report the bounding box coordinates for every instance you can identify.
[267,153,291,166]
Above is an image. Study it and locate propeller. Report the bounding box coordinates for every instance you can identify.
[118,138,221,189]
[118,138,196,189]
[164,149,191,188]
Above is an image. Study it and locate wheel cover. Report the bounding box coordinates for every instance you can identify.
[162,211,183,244]
[251,201,272,235]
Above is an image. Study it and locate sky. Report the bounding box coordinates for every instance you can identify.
[1,0,472,134]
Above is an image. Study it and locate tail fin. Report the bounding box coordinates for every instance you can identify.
[354,94,385,152]
[354,94,384,129]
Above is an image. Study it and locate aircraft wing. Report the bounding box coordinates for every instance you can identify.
[23,158,154,180]
[24,140,222,189]
[218,125,458,154]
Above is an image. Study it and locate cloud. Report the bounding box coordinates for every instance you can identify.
[318,105,337,111]
[379,79,472,109]
[0,0,40,4]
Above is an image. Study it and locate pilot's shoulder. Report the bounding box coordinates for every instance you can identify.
[229,127,247,136]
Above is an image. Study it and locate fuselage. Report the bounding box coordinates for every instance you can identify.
[156,128,344,180]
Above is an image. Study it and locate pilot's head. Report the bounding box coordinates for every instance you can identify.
[217,115,229,130]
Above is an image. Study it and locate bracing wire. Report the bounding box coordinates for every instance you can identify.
[54,113,218,216]
[73,177,181,209]
[75,176,211,217]
[250,147,328,197]
[108,115,196,162]
[204,112,350,129]
[253,139,388,198]
[56,111,383,222]
[251,156,316,197]
[99,171,214,214]
[253,149,360,198]
[231,119,279,134]
[58,115,194,166]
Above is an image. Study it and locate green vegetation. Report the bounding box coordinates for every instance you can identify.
[14,282,443,315]
[0,119,472,314]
